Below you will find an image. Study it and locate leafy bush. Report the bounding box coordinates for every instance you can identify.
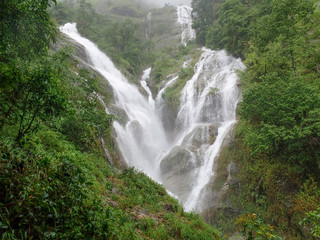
[240,78,320,177]
[301,207,320,239]
[0,138,112,239]
[235,213,281,240]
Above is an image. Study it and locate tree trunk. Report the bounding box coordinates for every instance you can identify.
[309,138,320,180]
[245,0,252,9]
[291,51,298,77]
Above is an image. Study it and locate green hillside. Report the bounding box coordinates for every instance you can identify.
[0,0,222,239]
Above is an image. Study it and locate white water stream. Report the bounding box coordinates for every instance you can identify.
[60,23,168,181]
[60,6,244,212]
[177,5,196,46]
[140,67,155,108]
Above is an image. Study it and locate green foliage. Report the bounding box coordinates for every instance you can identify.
[164,66,194,108]
[224,124,320,238]
[0,0,66,145]
[150,43,199,93]
[235,213,281,239]
[0,0,57,60]
[0,57,66,144]
[49,1,74,24]
[0,136,113,239]
[118,168,169,210]
[193,0,317,60]
[294,178,320,215]
[191,0,221,45]
[237,1,320,177]
[301,207,320,239]
[0,134,222,239]
[100,19,153,75]
[152,56,180,86]
[252,0,315,53]
[76,0,95,32]
[55,65,114,152]
[116,168,222,239]
[240,78,320,175]
[205,0,252,58]
[50,0,153,76]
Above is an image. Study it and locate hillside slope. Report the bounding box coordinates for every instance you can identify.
[0,0,223,239]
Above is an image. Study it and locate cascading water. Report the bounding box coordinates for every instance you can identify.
[60,5,244,213]
[156,75,179,106]
[177,5,196,46]
[60,23,169,181]
[160,48,244,211]
[140,67,155,108]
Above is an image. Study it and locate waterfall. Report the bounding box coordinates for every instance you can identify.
[145,12,152,40]
[60,23,169,181]
[60,7,244,212]
[177,5,196,46]
[156,75,179,105]
[140,67,155,108]
[160,48,244,211]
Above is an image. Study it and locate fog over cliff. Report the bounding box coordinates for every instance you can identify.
[134,0,191,8]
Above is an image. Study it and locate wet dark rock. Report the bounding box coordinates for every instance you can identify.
[127,120,144,140]
[200,161,240,226]
[112,187,119,195]
[108,104,129,125]
[160,147,198,175]
[160,146,200,202]
[163,203,177,212]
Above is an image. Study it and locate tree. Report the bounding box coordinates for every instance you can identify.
[240,78,320,176]
[103,19,148,74]
[235,213,281,239]
[191,0,220,45]
[0,0,57,60]
[251,0,316,76]
[76,0,95,33]
[205,0,253,58]
[0,0,65,144]
[0,59,65,144]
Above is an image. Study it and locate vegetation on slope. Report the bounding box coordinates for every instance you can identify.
[163,46,202,109]
[51,0,154,78]
[0,0,222,239]
[192,0,320,238]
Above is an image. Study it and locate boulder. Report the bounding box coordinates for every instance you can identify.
[160,123,221,203]
[127,120,143,140]
[181,124,219,148]
[160,146,200,202]
[160,147,198,175]
[108,104,129,125]
[200,160,240,226]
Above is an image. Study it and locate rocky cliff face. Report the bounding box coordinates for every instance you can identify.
[144,5,182,50]
[199,125,241,226]
[161,123,220,203]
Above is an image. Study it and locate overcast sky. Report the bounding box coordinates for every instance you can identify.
[134,0,191,8]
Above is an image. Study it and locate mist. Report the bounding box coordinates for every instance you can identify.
[133,0,191,8]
